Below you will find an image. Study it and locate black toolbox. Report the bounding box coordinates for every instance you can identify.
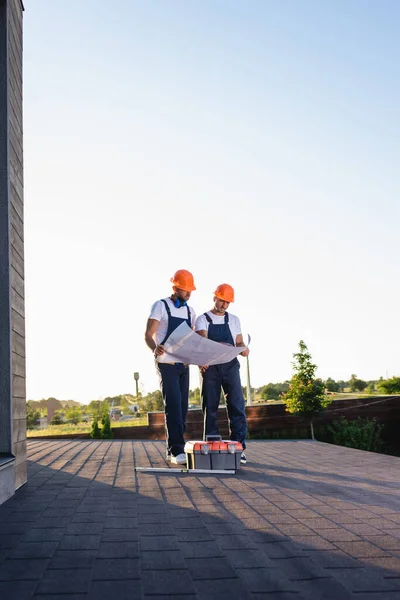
[184,435,242,470]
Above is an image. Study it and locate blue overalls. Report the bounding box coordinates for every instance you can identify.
[201,312,247,448]
[156,300,191,457]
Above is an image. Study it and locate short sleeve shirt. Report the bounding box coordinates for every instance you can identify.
[195,311,242,345]
[149,297,196,345]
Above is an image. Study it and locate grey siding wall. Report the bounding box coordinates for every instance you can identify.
[0,0,25,495]
[9,0,25,490]
[0,2,12,458]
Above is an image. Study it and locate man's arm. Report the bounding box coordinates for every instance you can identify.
[144,318,165,356]
[195,329,208,371]
[236,333,249,357]
[191,308,197,331]
[196,330,208,338]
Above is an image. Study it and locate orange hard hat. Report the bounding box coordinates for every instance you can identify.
[170,269,196,292]
[214,283,234,303]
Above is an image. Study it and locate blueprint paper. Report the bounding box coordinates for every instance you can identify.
[156,322,249,366]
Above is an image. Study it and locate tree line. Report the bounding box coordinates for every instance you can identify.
[259,374,400,401]
[26,374,400,429]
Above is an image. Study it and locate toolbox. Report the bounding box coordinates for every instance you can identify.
[184,435,242,471]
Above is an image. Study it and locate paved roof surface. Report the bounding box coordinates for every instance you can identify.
[0,439,400,599]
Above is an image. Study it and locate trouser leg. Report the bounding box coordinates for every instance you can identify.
[179,365,189,440]
[222,359,247,449]
[201,365,222,440]
[157,363,187,456]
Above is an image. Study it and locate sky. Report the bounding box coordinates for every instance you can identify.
[23,1,400,403]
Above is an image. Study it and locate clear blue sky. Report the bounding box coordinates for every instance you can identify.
[23,1,400,402]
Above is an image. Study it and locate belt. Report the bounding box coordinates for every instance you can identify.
[165,362,184,365]
[159,361,186,366]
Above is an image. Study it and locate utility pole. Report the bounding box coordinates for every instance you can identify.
[246,355,252,406]
[134,372,139,399]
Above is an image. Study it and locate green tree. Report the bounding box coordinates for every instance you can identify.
[101,412,113,439]
[349,374,367,392]
[90,418,102,439]
[88,399,111,418]
[260,382,289,401]
[26,401,40,429]
[377,376,400,394]
[65,407,82,425]
[51,412,64,425]
[281,340,332,439]
[87,400,103,417]
[325,378,340,393]
[139,390,163,413]
[189,388,201,406]
[336,380,346,392]
[104,395,124,409]
[260,383,277,401]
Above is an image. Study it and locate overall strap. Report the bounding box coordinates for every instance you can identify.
[161,299,171,318]
[205,312,229,324]
[160,299,171,346]
[162,299,191,327]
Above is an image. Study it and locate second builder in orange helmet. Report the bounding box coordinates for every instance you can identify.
[195,283,249,465]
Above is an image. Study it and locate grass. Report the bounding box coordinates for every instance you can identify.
[27,416,149,438]
[112,417,148,427]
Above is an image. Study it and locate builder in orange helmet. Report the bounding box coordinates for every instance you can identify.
[195,284,249,464]
[145,270,196,465]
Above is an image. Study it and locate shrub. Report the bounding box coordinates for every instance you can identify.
[26,407,41,429]
[327,417,384,453]
[377,376,400,395]
[90,418,101,439]
[101,413,114,439]
[51,413,64,425]
[247,428,310,440]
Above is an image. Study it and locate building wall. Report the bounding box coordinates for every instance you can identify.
[9,0,25,490]
[0,0,12,461]
[0,0,25,502]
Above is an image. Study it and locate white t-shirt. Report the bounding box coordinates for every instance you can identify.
[149,297,196,345]
[195,311,242,345]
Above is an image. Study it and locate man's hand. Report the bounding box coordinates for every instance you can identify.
[199,365,208,373]
[236,333,249,358]
[154,344,165,357]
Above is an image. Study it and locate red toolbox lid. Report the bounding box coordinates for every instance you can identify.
[185,440,243,452]
[226,441,243,451]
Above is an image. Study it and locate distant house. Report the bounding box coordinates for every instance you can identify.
[39,417,49,429]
